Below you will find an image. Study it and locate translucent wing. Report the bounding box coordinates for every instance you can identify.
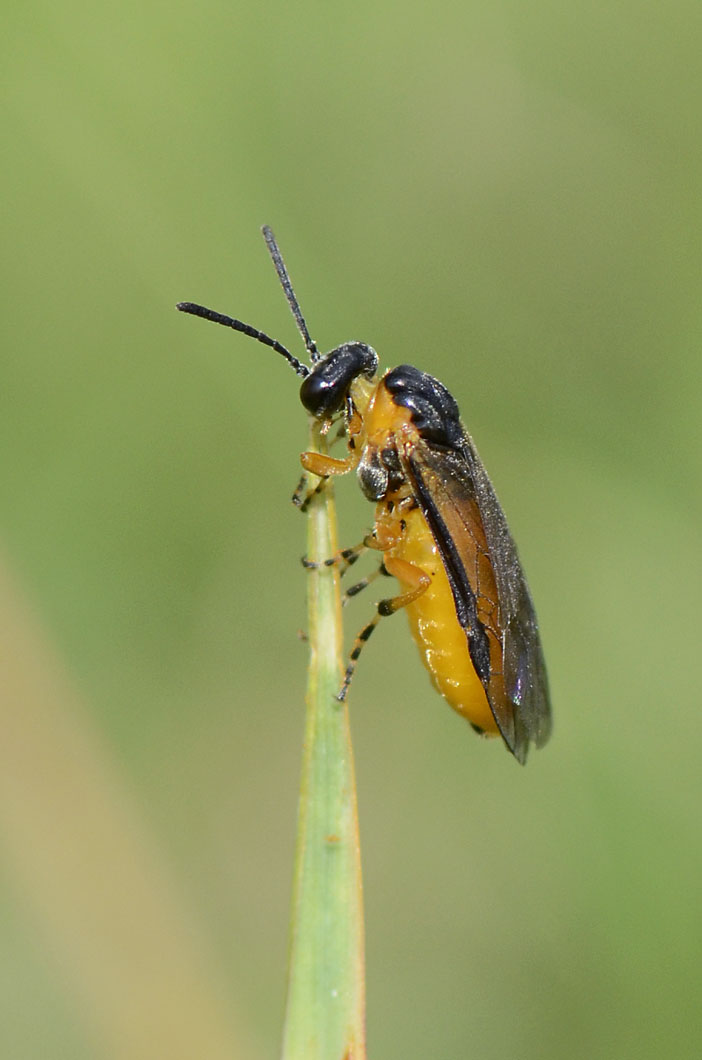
[402,432,551,763]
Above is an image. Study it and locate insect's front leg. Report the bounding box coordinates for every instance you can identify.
[292,451,355,512]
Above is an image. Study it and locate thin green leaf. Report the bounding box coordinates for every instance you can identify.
[281,422,366,1060]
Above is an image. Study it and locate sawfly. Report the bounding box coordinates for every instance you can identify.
[177,227,552,763]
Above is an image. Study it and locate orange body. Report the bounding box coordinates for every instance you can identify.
[389,505,499,735]
[359,380,499,736]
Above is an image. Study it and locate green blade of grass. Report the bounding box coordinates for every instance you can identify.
[281,422,366,1060]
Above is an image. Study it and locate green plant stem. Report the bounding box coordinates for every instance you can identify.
[281,421,366,1060]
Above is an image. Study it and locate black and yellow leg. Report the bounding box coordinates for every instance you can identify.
[291,472,310,508]
[342,560,391,606]
[301,540,369,577]
[292,472,331,512]
[293,450,355,512]
[336,556,431,701]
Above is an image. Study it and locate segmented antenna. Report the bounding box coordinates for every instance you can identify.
[176,301,309,379]
[262,225,320,362]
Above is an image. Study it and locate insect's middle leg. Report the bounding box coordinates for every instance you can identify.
[301,526,397,610]
[337,554,431,702]
[301,538,371,578]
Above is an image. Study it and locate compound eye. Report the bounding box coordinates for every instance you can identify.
[299,371,345,418]
[299,342,379,419]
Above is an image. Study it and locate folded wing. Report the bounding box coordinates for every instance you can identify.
[403,432,551,763]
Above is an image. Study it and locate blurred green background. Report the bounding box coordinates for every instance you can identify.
[2,1,701,1057]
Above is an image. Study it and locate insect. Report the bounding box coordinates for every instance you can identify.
[177,226,551,763]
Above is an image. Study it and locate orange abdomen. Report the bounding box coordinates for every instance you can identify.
[390,507,499,737]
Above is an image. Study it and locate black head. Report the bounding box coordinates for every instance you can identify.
[177,227,377,417]
[299,342,378,418]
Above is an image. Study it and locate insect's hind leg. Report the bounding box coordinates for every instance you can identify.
[336,556,431,702]
[342,560,391,606]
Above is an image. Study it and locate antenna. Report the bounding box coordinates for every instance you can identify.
[261,225,320,362]
[176,301,309,379]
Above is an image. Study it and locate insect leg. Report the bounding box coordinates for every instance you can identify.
[337,556,431,702]
[293,451,354,512]
[342,560,391,605]
[293,473,331,512]
[301,540,369,577]
[301,517,388,577]
[291,472,310,508]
